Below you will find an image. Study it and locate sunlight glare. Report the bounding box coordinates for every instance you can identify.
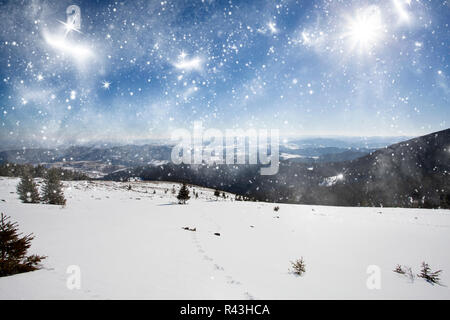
[343,6,385,54]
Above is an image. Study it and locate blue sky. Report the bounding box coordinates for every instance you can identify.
[0,0,449,147]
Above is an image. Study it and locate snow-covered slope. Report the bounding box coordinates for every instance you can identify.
[0,177,449,299]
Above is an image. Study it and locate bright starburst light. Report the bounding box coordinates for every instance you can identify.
[342,6,385,54]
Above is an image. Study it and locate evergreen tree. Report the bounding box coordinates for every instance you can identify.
[214,189,220,199]
[177,183,190,204]
[0,213,46,277]
[34,165,46,177]
[417,261,442,284]
[16,171,40,203]
[42,169,66,205]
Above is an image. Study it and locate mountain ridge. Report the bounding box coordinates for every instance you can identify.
[103,128,450,208]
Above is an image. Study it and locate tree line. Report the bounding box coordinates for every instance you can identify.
[16,168,67,205]
[0,162,90,181]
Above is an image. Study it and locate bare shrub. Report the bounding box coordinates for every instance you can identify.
[393,264,405,274]
[290,257,306,276]
[393,264,415,282]
[404,266,415,283]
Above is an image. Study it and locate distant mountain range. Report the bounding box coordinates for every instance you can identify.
[0,136,404,177]
[2,131,448,208]
[0,144,172,165]
[0,144,173,177]
[102,129,450,208]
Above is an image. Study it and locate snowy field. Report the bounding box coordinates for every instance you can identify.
[0,176,449,299]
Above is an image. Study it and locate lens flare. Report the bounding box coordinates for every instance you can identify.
[342,6,385,54]
[43,30,94,65]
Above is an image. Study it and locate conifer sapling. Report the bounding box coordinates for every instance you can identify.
[42,168,66,205]
[177,183,190,204]
[16,170,40,203]
[0,213,46,277]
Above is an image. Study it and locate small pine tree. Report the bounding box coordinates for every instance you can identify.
[417,261,442,284]
[0,213,46,277]
[177,183,190,204]
[16,171,40,203]
[42,169,66,205]
[290,257,306,276]
[214,189,220,199]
